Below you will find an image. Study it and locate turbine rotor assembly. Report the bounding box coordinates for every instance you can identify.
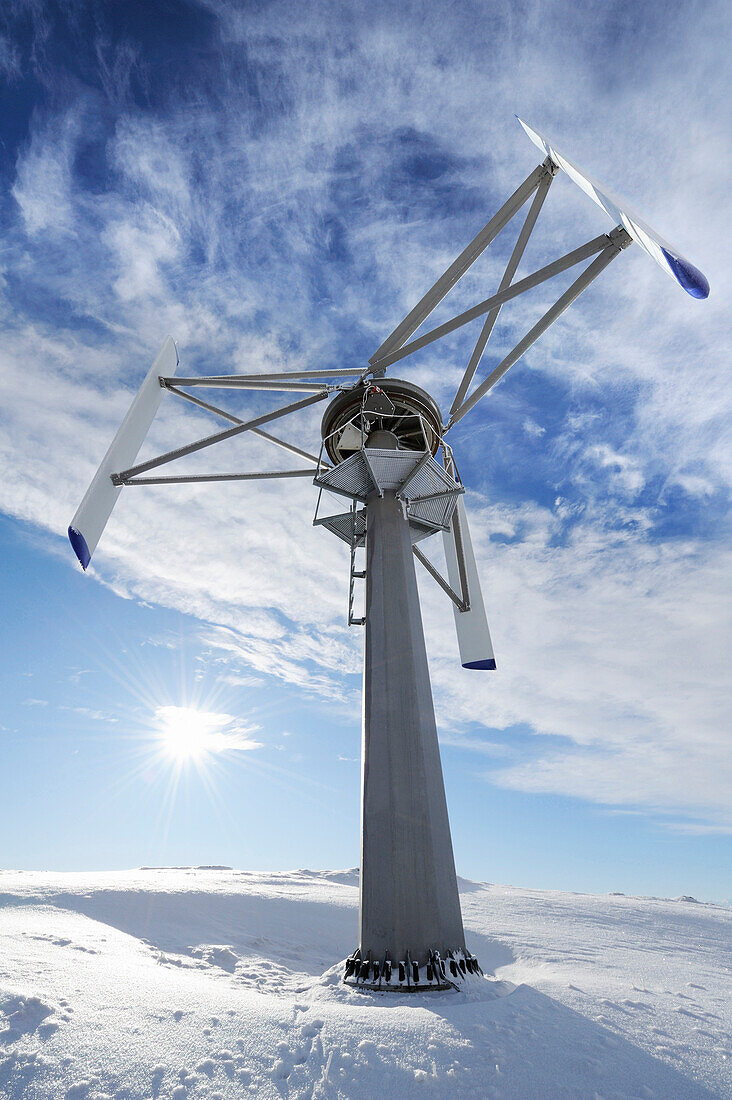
[320,378,443,465]
[314,376,464,557]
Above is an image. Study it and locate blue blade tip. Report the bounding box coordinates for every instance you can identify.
[68,526,91,570]
[661,248,710,299]
[462,658,497,671]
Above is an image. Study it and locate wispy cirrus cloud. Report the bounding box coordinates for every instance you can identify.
[0,0,729,832]
[0,33,21,81]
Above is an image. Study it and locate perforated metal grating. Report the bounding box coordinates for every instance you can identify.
[363,449,424,493]
[408,493,460,531]
[408,520,439,545]
[316,509,367,546]
[314,448,462,540]
[315,447,428,501]
[310,510,365,545]
[314,451,375,501]
[401,455,458,499]
[315,508,436,546]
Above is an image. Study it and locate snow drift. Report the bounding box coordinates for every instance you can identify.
[0,868,729,1098]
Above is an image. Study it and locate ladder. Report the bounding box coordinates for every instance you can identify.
[348,503,366,627]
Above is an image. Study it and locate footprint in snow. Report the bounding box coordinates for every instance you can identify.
[300,1019,324,1039]
[0,994,57,1043]
[65,1081,93,1099]
[357,1039,376,1060]
[150,1065,166,1096]
[213,1051,236,1078]
[271,1042,294,1081]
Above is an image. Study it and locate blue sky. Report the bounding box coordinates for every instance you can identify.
[0,0,729,901]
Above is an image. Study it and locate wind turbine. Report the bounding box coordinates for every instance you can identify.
[69,118,708,991]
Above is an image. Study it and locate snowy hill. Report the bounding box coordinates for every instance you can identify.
[0,869,729,1098]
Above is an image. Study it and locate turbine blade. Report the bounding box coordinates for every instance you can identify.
[517,117,709,298]
[441,497,496,670]
[68,336,179,569]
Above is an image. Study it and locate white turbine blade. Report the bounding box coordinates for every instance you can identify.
[442,497,496,670]
[68,336,179,569]
[517,117,709,299]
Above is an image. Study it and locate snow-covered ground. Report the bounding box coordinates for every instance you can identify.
[0,868,729,1099]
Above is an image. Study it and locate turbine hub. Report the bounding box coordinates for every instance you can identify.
[320,378,442,466]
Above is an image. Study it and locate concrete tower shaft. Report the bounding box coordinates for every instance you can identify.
[360,489,466,966]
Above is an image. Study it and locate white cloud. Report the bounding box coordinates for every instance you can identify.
[421,496,731,827]
[586,443,645,497]
[522,417,545,439]
[0,35,21,81]
[12,109,80,235]
[1,0,730,832]
[103,208,182,302]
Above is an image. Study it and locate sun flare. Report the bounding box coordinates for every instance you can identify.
[154,705,262,764]
[157,706,210,761]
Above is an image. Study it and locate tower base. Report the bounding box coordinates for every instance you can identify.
[343,947,482,992]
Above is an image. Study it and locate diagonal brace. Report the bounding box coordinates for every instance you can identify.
[164,384,323,466]
[370,232,611,374]
[369,159,554,367]
[413,545,468,612]
[448,227,633,427]
[450,167,554,416]
[111,390,329,485]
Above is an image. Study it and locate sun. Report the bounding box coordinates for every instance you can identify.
[156,706,212,761]
[153,705,263,765]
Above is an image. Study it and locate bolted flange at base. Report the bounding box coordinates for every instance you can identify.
[343,947,482,992]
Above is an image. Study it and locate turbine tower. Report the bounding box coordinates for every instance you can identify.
[68,119,708,991]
